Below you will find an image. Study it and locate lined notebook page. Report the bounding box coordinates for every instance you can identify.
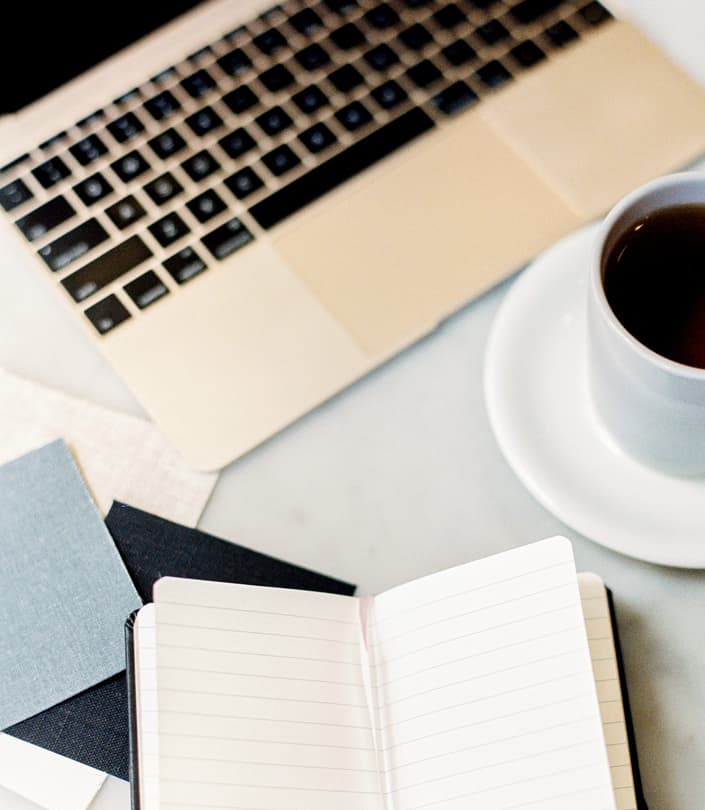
[578,573,638,810]
[370,538,615,810]
[152,578,382,810]
[135,604,159,810]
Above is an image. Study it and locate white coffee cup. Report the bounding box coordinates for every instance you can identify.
[587,172,705,476]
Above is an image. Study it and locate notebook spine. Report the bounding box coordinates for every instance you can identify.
[606,589,649,810]
[125,610,141,810]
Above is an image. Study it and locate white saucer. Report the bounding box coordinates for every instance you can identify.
[484,222,705,568]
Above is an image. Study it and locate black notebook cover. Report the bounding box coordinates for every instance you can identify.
[5,503,355,780]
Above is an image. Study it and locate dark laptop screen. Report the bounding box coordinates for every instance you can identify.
[1,2,205,114]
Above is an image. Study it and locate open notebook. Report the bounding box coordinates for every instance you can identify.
[126,538,646,810]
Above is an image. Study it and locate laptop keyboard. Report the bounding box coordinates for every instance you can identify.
[0,0,612,336]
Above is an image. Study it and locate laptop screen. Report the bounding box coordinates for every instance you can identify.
[1,2,205,114]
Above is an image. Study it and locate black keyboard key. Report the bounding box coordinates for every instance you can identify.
[330,22,365,50]
[151,67,177,85]
[32,157,71,189]
[188,45,214,64]
[187,189,227,223]
[0,179,33,212]
[259,64,296,92]
[181,150,221,182]
[218,127,257,160]
[77,109,105,129]
[476,19,510,44]
[290,8,323,34]
[85,295,131,335]
[225,167,264,199]
[201,218,254,260]
[432,80,479,114]
[403,0,431,5]
[0,154,30,174]
[144,90,181,121]
[107,112,145,144]
[253,27,287,55]
[70,135,108,167]
[329,64,365,93]
[510,0,562,24]
[579,1,612,25]
[74,172,114,206]
[364,3,400,29]
[163,246,208,283]
[222,85,259,114]
[325,0,358,13]
[510,39,546,67]
[364,44,399,71]
[292,85,328,114]
[39,132,68,151]
[476,59,513,88]
[433,4,466,28]
[545,20,578,46]
[124,270,169,309]
[295,43,331,71]
[185,106,224,137]
[371,80,408,110]
[15,196,75,241]
[62,235,152,301]
[180,69,216,98]
[106,195,146,230]
[250,106,434,229]
[335,100,373,131]
[113,88,141,107]
[149,213,190,247]
[299,122,337,154]
[442,39,476,65]
[399,23,433,50]
[406,59,442,88]
[144,172,183,205]
[262,144,301,176]
[38,219,109,271]
[148,128,187,160]
[255,106,293,136]
[469,0,498,6]
[111,150,150,183]
[217,47,253,76]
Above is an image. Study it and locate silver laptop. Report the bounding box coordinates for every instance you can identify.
[2,0,705,469]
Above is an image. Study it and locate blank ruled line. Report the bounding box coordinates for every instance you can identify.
[159,621,358,646]
[501,783,613,809]
[157,664,362,687]
[148,708,370,730]
[380,646,586,709]
[388,714,595,772]
[376,602,577,665]
[158,730,374,753]
[158,687,366,709]
[374,623,583,688]
[159,753,376,773]
[380,670,591,731]
[372,560,572,626]
[373,582,574,647]
[159,777,377,794]
[389,737,598,795]
[158,600,356,626]
[157,642,359,667]
[406,760,606,809]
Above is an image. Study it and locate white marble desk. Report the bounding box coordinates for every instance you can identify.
[1,2,703,808]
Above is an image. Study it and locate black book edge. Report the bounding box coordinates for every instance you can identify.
[125,610,141,810]
[606,587,649,810]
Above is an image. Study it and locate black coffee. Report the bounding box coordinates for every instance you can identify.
[604,203,705,369]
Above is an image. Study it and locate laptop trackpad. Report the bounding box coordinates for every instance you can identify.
[272,112,579,358]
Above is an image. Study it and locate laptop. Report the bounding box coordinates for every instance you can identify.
[1,0,705,470]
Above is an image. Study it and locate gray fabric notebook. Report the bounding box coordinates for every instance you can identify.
[0,441,142,729]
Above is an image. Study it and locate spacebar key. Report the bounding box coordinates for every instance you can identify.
[249,106,435,230]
